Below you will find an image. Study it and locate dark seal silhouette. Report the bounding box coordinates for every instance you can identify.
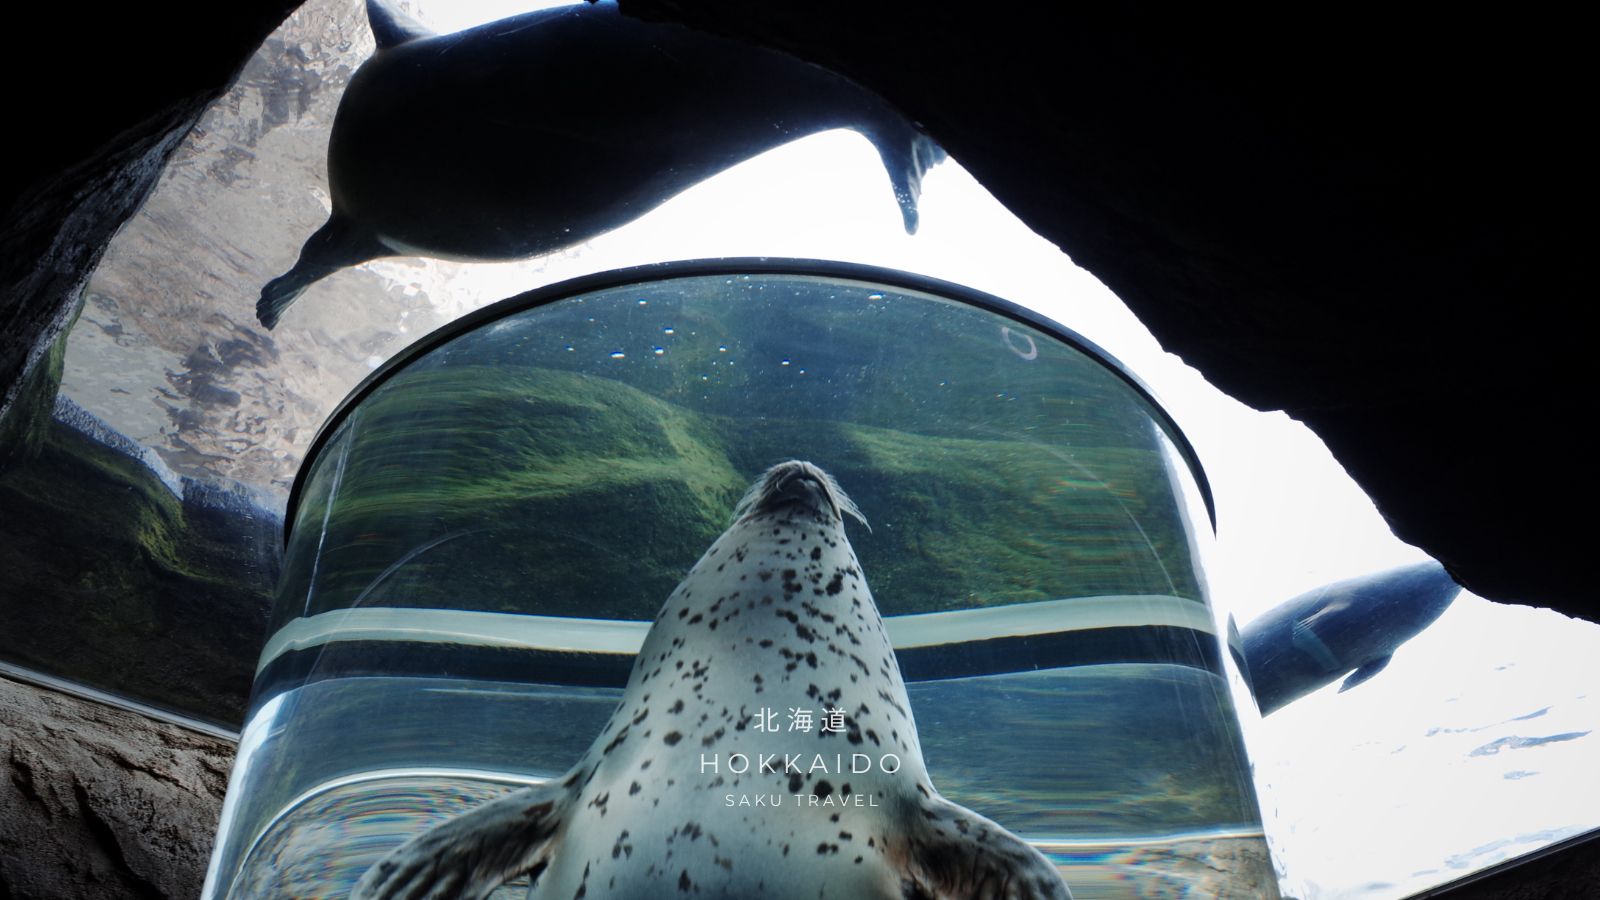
[257,0,946,328]
[1241,561,1462,715]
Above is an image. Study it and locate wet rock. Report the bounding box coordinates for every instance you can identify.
[0,676,235,900]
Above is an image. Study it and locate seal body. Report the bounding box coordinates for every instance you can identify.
[257,1,945,328]
[1242,561,1461,715]
[353,461,1069,899]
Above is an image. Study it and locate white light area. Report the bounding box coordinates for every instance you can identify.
[1256,595,1600,899]
[373,4,1600,896]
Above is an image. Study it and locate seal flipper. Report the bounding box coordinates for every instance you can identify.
[351,779,571,900]
[367,0,435,50]
[900,794,1072,899]
[1339,654,1393,692]
[865,119,947,234]
[257,213,391,329]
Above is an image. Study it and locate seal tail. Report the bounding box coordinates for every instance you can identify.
[367,0,435,50]
[867,120,948,234]
[352,778,573,900]
[257,213,390,329]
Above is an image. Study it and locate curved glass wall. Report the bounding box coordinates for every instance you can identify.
[203,262,1270,899]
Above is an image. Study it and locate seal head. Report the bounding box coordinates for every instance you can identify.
[733,460,868,529]
[353,460,1069,899]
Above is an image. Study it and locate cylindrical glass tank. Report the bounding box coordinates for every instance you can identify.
[204,261,1274,899]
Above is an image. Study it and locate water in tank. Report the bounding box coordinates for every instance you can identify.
[202,261,1273,898]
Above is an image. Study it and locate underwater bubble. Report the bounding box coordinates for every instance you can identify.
[638,299,648,305]
[867,292,885,301]
[610,351,626,359]
[718,345,728,353]
[653,347,665,356]
[781,359,791,367]
[564,345,575,352]
[663,327,675,334]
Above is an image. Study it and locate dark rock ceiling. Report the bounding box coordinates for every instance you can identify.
[0,3,1588,622]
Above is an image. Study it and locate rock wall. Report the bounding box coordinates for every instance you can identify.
[0,676,234,899]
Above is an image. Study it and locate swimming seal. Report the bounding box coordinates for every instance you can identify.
[1241,561,1461,715]
[352,460,1070,899]
[257,1,947,329]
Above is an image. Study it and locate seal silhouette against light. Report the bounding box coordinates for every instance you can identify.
[352,461,1070,899]
[256,0,947,329]
[1241,561,1462,715]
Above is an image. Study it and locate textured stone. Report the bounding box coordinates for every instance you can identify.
[0,676,234,900]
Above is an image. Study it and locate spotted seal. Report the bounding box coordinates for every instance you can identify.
[256,1,946,329]
[353,460,1070,899]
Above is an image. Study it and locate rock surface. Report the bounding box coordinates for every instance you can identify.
[0,675,234,900]
[0,0,300,456]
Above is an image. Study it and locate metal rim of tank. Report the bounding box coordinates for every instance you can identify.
[283,257,1216,538]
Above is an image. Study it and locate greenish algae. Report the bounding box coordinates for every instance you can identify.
[0,424,274,725]
[0,301,80,474]
[281,363,1199,624]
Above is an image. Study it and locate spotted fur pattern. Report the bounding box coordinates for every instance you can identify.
[354,461,1070,899]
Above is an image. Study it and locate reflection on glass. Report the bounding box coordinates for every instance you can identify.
[203,268,1272,898]
[0,391,280,724]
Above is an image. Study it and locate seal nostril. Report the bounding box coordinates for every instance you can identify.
[731,461,867,528]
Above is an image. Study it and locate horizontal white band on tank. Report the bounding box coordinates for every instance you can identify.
[256,595,1219,676]
[0,660,240,742]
